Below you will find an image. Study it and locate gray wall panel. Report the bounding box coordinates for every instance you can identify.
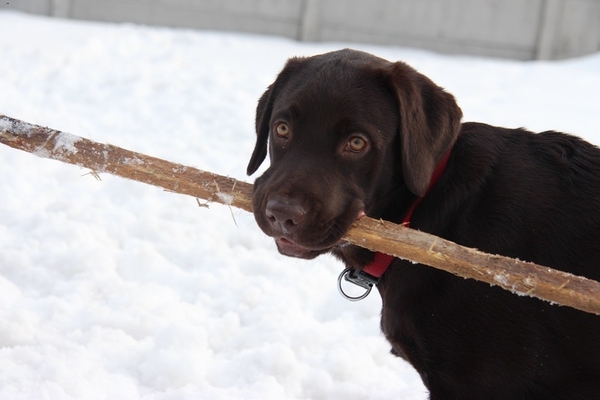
[2,0,599,60]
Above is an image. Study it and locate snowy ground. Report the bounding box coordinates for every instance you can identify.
[0,11,599,400]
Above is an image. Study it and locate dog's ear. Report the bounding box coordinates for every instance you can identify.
[246,57,306,176]
[386,62,462,196]
[246,86,273,175]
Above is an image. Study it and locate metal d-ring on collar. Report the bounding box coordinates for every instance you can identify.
[337,267,380,302]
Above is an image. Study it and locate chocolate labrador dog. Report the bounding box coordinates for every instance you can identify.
[246,49,600,399]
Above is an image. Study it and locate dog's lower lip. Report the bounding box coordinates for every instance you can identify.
[278,237,293,245]
[276,237,312,251]
[276,237,305,248]
[274,237,322,259]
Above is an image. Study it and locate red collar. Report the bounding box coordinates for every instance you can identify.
[360,150,451,279]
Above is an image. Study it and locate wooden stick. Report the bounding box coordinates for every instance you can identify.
[0,115,253,212]
[2,114,600,315]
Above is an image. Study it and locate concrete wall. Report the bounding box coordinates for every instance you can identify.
[3,0,600,60]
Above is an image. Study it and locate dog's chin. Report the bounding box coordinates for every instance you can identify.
[274,238,329,259]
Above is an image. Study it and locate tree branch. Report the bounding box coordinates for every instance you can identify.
[2,114,600,315]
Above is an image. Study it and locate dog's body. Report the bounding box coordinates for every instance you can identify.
[246,49,600,399]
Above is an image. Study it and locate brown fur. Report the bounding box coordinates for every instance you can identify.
[247,49,600,399]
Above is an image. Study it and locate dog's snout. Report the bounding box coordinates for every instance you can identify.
[265,197,307,233]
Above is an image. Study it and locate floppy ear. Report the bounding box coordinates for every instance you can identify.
[246,86,272,175]
[387,62,463,196]
[246,57,306,176]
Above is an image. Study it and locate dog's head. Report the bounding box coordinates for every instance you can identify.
[247,49,462,260]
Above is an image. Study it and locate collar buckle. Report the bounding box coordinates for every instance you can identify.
[337,268,380,302]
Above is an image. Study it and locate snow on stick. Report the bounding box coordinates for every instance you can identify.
[2,114,600,315]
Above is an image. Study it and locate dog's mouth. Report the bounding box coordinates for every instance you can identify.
[272,210,365,259]
[274,237,326,259]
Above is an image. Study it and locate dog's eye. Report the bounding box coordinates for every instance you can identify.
[347,136,367,153]
[275,123,290,139]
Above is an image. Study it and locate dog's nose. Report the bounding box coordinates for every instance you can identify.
[265,197,307,233]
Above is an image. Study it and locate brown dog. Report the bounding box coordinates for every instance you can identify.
[247,49,600,399]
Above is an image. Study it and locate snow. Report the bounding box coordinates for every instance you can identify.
[0,118,11,131]
[216,192,235,206]
[0,117,33,136]
[0,10,599,400]
[52,132,81,154]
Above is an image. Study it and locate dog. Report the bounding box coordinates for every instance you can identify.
[246,49,600,399]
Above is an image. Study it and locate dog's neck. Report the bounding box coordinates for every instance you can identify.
[356,149,452,281]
